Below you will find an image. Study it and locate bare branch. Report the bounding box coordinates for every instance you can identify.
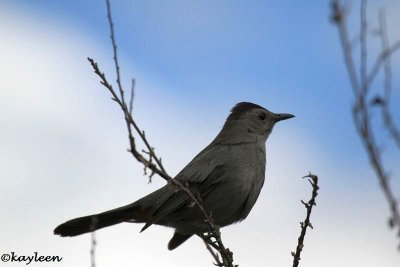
[376,10,400,149]
[366,40,400,91]
[379,9,391,94]
[87,57,229,232]
[291,173,319,267]
[89,216,97,267]
[87,58,168,177]
[87,59,236,267]
[86,1,237,265]
[203,240,223,267]
[331,0,360,94]
[105,0,125,105]
[360,0,367,95]
[129,79,135,115]
[331,0,400,247]
[90,232,96,267]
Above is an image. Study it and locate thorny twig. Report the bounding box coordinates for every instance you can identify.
[204,240,224,267]
[87,0,236,266]
[331,0,400,248]
[86,57,235,265]
[291,173,319,267]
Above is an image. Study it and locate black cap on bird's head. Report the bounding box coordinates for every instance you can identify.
[227,102,294,122]
[222,102,294,138]
[227,102,267,121]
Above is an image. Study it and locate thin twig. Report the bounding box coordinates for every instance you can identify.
[291,172,319,267]
[365,40,400,91]
[379,9,390,95]
[89,216,97,267]
[360,0,367,95]
[331,0,400,248]
[203,240,223,267]
[129,79,135,115]
[88,57,234,265]
[331,1,360,94]
[87,1,236,265]
[105,0,125,106]
[377,10,400,149]
[90,232,96,267]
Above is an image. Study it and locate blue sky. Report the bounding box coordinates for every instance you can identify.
[12,0,360,154]
[1,1,399,267]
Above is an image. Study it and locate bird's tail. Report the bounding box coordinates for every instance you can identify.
[54,204,150,237]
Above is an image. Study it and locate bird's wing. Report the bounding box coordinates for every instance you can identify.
[140,144,227,231]
[175,142,226,183]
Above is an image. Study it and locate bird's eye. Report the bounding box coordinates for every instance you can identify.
[258,113,266,120]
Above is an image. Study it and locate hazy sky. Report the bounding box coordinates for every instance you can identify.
[1,1,399,266]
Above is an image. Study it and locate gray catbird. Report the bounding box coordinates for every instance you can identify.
[54,102,294,250]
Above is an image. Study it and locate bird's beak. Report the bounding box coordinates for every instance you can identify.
[273,113,295,122]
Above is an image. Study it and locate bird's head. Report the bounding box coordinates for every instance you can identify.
[220,102,294,142]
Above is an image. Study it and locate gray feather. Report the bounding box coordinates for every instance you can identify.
[54,102,294,252]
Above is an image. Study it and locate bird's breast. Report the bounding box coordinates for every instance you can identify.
[222,142,266,197]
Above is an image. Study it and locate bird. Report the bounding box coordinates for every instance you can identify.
[54,102,294,250]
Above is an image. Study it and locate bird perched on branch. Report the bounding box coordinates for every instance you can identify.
[54,102,294,250]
